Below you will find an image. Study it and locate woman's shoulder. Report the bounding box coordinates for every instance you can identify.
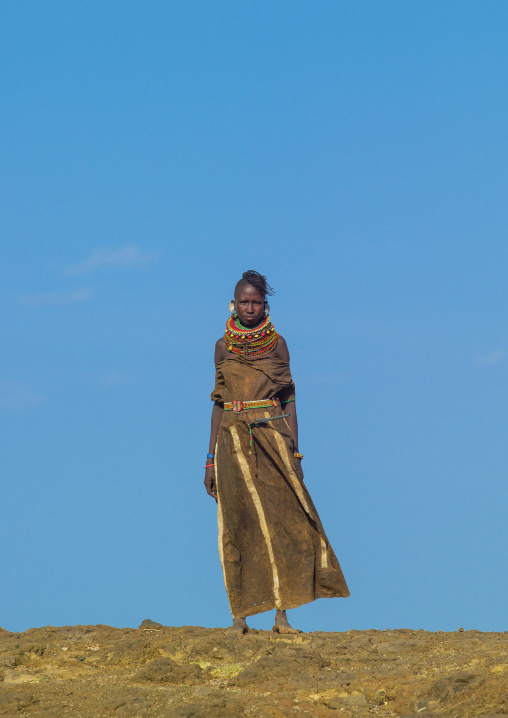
[214,337,229,364]
[272,334,290,361]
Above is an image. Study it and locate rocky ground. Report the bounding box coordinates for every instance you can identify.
[0,622,506,717]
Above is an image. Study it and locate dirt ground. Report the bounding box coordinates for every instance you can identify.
[0,623,507,717]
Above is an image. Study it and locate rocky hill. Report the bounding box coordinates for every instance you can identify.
[0,623,507,717]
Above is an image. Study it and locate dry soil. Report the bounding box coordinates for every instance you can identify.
[0,623,507,717]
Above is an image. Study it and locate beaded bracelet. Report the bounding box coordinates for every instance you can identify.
[293,452,304,459]
[205,463,215,469]
[206,453,215,459]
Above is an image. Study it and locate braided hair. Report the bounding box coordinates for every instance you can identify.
[236,270,275,298]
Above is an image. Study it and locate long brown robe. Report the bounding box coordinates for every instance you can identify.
[211,355,350,618]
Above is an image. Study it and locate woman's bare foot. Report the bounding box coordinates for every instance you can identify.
[272,609,301,634]
[225,617,248,635]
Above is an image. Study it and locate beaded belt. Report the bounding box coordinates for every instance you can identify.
[224,398,281,412]
[223,397,290,446]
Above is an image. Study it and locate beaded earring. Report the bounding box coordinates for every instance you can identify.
[229,300,236,315]
[264,302,270,317]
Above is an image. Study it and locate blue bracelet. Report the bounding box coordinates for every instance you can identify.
[206,453,215,459]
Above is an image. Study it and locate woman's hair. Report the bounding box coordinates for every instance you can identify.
[238,270,275,298]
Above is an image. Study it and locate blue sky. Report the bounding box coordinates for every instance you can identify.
[1,1,507,633]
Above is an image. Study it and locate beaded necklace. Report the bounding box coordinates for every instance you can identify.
[225,314,279,357]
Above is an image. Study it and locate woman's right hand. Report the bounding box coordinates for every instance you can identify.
[204,465,217,501]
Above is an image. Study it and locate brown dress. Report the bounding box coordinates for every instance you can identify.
[211,354,350,619]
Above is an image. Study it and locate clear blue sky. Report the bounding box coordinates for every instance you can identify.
[1,1,507,633]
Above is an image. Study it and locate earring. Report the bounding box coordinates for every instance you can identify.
[264,302,270,317]
[229,300,236,315]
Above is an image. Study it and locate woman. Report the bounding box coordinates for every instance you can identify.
[205,270,349,634]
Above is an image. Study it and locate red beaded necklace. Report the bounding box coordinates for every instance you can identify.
[225,315,279,357]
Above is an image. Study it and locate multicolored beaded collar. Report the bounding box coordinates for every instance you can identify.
[225,315,279,357]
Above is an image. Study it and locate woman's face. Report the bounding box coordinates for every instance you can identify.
[234,284,265,327]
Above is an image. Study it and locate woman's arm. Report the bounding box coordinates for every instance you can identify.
[204,339,228,500]
[284,400,303,480]
[204,403,222,500]
[285,400,299,453]
[276,336,304,480]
